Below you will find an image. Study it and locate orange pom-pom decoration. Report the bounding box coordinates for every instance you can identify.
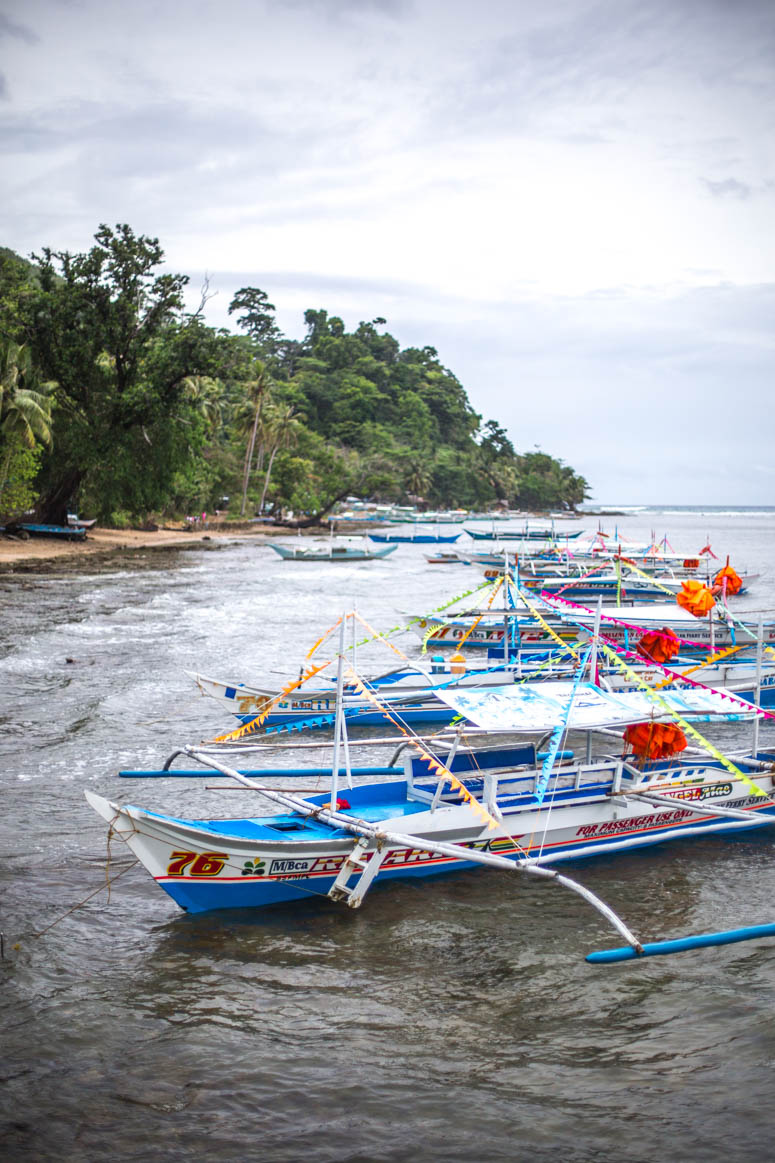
[636,627,681,664]
[623,722,688,761]
[676,579,715,617]
[712,565,742,596]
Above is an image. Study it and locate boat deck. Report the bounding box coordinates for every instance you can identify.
[144,785,430,841]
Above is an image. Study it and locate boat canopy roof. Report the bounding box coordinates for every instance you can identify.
[433,681,756,732]
[540,598,731,624]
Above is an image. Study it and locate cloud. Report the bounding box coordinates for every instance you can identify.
[2,0,775,503]
[0,12,38,43]
[702,177,753,199]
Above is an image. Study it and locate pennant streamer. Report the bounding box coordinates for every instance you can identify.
[607,639,775,721]
[654,643,744,687]
[544,593,717,652]
[516,588,581,661]
[211,661,332,742]
[713,604,775,665]
[345,666,500,830]
[615,559,683,597]
[421,576,504,654]
[596,641,766,797]
[535,645,592,804]
[305,617,343,660]
[304,579,500,662]
[353,612,411,663]
[548,558,623,598]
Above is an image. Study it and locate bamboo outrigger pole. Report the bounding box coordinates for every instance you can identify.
[183,745,644,955]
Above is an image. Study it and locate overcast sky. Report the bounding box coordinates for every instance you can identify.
[2,0,774,504]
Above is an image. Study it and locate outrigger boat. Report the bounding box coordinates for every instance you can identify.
[417,598,775,653]
[369,527,461,544]
[188,649,775,730]
[268,539,398,562]
[472,555,756,592]
[86,673,775,958]
[425,551,466,565]
[464,524,585,541]
[86,598,775,962]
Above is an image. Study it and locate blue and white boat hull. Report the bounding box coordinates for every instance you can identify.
[86,750,775,915]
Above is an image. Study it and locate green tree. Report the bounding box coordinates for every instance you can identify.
[228,287,283,353]
[182,374,225,434]
[25,224,218,524]
[0,340,53,511]
[257,402,300,513]
[233,361,274,515]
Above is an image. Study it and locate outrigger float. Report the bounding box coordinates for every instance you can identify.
[87,612,775,964]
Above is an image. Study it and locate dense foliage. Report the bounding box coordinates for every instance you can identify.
[0,227,588,524]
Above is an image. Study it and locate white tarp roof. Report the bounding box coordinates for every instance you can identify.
[433,681,755,732]
[539,598,712,624]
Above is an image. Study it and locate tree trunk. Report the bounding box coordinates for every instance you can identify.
[258,445,279,514]
[35,467,86,526]
[240,405,261,516]
[0,450,12,506]
[273,487,353,529]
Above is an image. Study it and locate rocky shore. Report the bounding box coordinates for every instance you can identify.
[0,523,279,573]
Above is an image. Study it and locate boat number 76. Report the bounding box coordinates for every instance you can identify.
[166,850,229,877]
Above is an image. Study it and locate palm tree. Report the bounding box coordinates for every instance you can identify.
[235,362,273,515]
[404,456,431,499]
[0,341,54,502]
[257,404,300,514]
[182,375,225,433]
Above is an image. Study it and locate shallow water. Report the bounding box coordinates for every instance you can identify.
[2,511,775,1162]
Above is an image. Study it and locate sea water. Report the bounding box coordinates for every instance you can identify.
[1,508,775,1162]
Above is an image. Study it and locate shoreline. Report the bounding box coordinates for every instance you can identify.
[0,523,279,574]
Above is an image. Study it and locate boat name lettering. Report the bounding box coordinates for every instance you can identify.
[310,855,347,874]
[576,808,693,838]
[383,847,437,867]
[668,782,733,803]
[270,858,315,875]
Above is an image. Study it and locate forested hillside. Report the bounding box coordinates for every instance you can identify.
[0,226,588,525]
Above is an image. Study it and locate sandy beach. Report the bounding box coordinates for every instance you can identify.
[0,522,279,572]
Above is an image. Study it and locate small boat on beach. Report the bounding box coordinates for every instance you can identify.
[1,522,86,540]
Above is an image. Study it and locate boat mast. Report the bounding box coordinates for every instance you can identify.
[753,614,763,758]
[586,597,602,762]
[330,616,349,805]
[503,547,510,667]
